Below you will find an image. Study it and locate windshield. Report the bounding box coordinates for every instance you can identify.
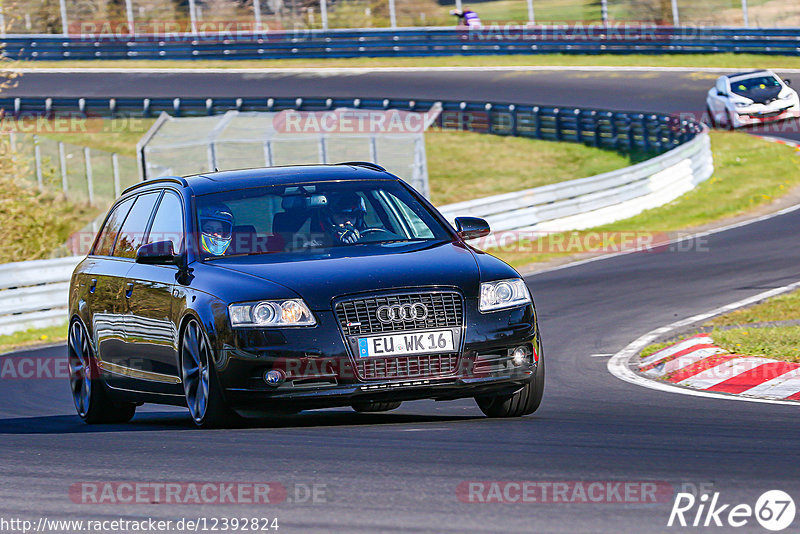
[195,180,451,259]
[730,75,781,96]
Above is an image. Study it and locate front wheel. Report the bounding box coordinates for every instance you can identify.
[475,356,545,418]
[68,320,136,424]
[180,318,238,428]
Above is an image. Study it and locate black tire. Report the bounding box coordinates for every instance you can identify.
[352,401,402,413]
[705,105,717,128]
[180,318,239,428]
[475,354,545,418]
[68,320,136,424]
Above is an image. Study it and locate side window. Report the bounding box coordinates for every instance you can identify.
[112,192,160,259]
[146,191,185,254]
[386,192,434,239]
[93,197,135,256]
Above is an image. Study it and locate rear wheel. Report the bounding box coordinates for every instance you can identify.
[475,354,545,418]
[68,320,136,424]
[180,318,238,428]
[352,401,402,413]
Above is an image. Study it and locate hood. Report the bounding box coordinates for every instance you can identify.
[733,85,783,105]
[208,241,481,310]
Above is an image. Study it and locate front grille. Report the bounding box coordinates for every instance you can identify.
[356,354,459,381]
[335,291,463,336]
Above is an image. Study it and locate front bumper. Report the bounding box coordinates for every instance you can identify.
[215,302,539,410]
[224,369,537,410]
[734,103,799,125]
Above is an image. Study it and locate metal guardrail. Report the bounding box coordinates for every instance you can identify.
[438,130,713,233]
[3,26,800,60]
[0,256,81,336]
[0,96,702,156]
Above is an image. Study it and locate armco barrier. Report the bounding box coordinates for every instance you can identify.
[438,130,712,232]
[0,96,701,155]
[3,26,800,60]
[0,256,81,335]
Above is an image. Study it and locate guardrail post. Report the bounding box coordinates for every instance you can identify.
[388,0,397,28]
[112,153,121,197]
[626,115,636,151]
[84,147,94,205]
[510,104,517,137]
[554,109,562,141]
[59,142,68,194]
[574,109,582,144]
[533,106,541,139]
[59,0,68,36]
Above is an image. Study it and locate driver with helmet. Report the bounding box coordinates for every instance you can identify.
[199,203,234,256]
[320,192,367,245]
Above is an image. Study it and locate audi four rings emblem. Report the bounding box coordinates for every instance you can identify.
[376,303,428,323]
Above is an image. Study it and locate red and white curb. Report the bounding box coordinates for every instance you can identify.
[638,334,800,401]
[607,279,800,406]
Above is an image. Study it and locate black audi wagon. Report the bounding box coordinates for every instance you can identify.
[68,163,544,427]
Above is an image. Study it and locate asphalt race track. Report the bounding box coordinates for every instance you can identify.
[2,68,800,533]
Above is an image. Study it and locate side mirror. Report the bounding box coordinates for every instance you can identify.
[136,241,177,265]
[785,79,792,86]
[455,216,491,240]
[717,90,726,97]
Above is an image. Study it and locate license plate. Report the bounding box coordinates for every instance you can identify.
[357,329,455,358]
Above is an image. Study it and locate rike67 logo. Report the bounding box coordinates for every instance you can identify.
[668,490,796,531]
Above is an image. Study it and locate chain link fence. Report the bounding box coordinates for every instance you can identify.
[9,133,139,208]
[0,0,791,35]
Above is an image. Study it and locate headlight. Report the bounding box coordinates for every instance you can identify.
[229,299,316,327]
[479,278,531,312]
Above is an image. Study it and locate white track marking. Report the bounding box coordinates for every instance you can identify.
[676,357,776,389]
[606,280,800,406]
[638,335,713,367]
[741,369,800,399]
[527,202,800,278]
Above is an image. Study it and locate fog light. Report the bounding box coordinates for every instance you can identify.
[264,369,285,387]
[512,346,528,366]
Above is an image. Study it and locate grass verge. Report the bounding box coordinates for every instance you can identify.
[15,53,800,71]
[426,130,636,205]
[640,289,800,364]
[707,289,800,325]
[0,322,68,355]
[490,130,800,268]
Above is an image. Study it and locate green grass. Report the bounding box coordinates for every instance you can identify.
[426,130,635,205]
[0,322,68,354]
[491,131,800,268]
[707,289,800,325]
[711,326,800,363]
[36,118,156,157]
[17,53,800,70]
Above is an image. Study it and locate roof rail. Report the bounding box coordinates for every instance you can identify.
[337,161,387,172]
[122,176,189,195]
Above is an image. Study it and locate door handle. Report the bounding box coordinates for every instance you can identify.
[125,282,134,298]
[89,278,97,294]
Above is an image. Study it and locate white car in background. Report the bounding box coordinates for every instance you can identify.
[706,70,800,129]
